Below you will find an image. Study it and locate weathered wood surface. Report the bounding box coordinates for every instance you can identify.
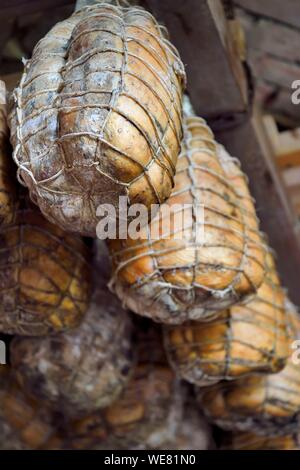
[247,20,300,63]
[234,0,300,29]
[0,20,14,61]
[262,115,300,217]
[250,54,300,90]
[263,116,300,169]
[235,5,300,127]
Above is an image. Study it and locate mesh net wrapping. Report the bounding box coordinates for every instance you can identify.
[66,322,183,449]
[164,250,288,386]
[10,284,134,417]
[0,373,63,450]
[108,115,266,324]
[198,300,300,436]
[9,3,185,236]
[0,84,91,336]
[0,200,92,336]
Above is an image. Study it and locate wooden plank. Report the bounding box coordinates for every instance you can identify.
[216,110,300,304]
[234,0,300,29]
[266,88,300,128]
[250,53,300,90]
[234,6,255,34]
[262,115,280,151]
[0,0,75,18]
[248,20,300,63]
[283,167,300,188]
[141,0,248,120]
[277,151,300,169]
[263,115,300,169]
[249,58,300,127]
[262,115,300,171]
[276,126,300,169]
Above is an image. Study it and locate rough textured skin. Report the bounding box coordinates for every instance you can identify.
[164,250,288,386]
[0,419,26,450]
[10,285,134,417]
[0,375,63,450]
[0,367,24,450]
[66,322,183,449]
[0,198,91,336]
[9,2,185,236]
[108,397,213,451]
[0,81,91,336]
[223,432,300,450]
[108,115,265,324]
[198,301,300,436]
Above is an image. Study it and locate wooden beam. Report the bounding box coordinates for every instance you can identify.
[263,115,300,169]
[234,0,300,29]
[277,151,300,170]
[250,53,300,90]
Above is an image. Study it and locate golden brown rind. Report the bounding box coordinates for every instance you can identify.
[9,4,185,236]
[0,82,91,336]
[0,201,91,336]
[10,284,134,417]
[164,250,288,385]
[198,300,300,436]
[109,116,265,324]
